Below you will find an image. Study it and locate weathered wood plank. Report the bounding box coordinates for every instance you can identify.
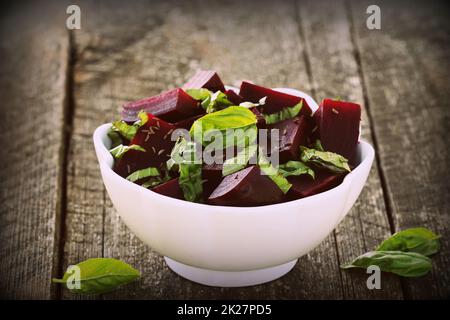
[0,3,69,298]
[298,0,403,299]
[65,0,349,299]
[351,0,450,299]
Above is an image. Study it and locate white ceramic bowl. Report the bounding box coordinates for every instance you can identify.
[93,88,374,287]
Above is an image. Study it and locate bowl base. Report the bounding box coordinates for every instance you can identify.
[164,257,298,287]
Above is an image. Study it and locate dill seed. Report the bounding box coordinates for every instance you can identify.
[332,108,339,114]
[151,146,156,153]
[157,149,165,156]
[312,125,318,133]
[127,165,131,174]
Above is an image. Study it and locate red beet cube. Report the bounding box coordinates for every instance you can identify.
[239,81,312,117]
[182,70,226,93]
[268,116,311,163]
[287,169,345,199]
[121,88,202,123]
[114,115,176,178]
[250,107,266,128]
[172,114,202,130]
[202,163,224,198]
[151,178,184,200]
[316,98,361,163]
[224,89,243,105]
[208,166,284,206]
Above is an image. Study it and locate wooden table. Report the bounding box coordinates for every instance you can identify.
[0,0,448,299]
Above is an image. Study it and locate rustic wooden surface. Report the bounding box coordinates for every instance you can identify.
[0,0,448,299]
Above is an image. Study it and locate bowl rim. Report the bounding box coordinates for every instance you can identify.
[94,87,374,212]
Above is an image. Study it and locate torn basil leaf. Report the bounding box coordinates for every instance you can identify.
[126,166,160,183]
[262,101,303,125]
[186,88,233,113]
[52,258,140,294]
[278,161,315,179]
[107,130,124,149]
[190,106,257,147]
[111,111,148,141]
[313,139,325,151]
[376,227,441,256]
[141,172,171,188]
[109,144,145,159]
[222,144,258,176]
[258,150,292,194]
[300,146,350,173]
[341,251,432,278]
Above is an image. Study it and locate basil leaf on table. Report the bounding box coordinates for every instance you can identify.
[109,144,145,159]
[300,146,351,173]
[110,111,148,141]
[126,166,160,183]
[262,101,303,125]
[278,161,315,179]
[341,251,432,278]
[376,227,441,256]
[52,258,140,294]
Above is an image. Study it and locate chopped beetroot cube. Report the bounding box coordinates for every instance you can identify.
[250,107,266,128]
[224,89,243,105]
[121,88,202,123]
[239,81,312,117]
[316,98,361,164]
[114,115,176,178]
[151,178,184,200]
[182,70,226,93]
[269,116,311,163]
[172,114,203,130]
[202,163,224,198]
[208,166,284,206]
[287,169,345,199]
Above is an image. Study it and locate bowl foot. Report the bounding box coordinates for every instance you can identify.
[164,257,298,287]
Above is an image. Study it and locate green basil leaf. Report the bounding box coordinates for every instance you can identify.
[258,150,292,194]
[167,137,203,202]
[206,91,234,113]
[263,101,303,125]
[111,111,148,140]
[341,251,432,278]
[52,258,140,294]
[141,173,171,188]
[107,130,124,149]
[313,139,325,151]
[300,146,351,173]
[109,144,145,159]
[185,88,212,101]
[278,161,315,179]
[222,144,258,176]
[376,227,441,256]
[179,161,203,202]
[126,166,160,183]
[190,106,257,146]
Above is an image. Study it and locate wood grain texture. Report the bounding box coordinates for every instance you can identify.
[351,0,450,298]
[64,0,350,299]
[0,2,69,298]
[298,0,403,299]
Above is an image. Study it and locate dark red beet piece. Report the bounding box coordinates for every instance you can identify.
[151,178,184,200]
[121,88,202,123]
[316,98,361,164]
[182,70,226,93]
[239,81,312,117]
[208,166,284,207]
[268,116,311,163]
[224,89,243,105]
[250,107,266,128]
[172,114,202,130]
[287,169,345,199]
[114,115,176,178]
[202,163,224,198]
